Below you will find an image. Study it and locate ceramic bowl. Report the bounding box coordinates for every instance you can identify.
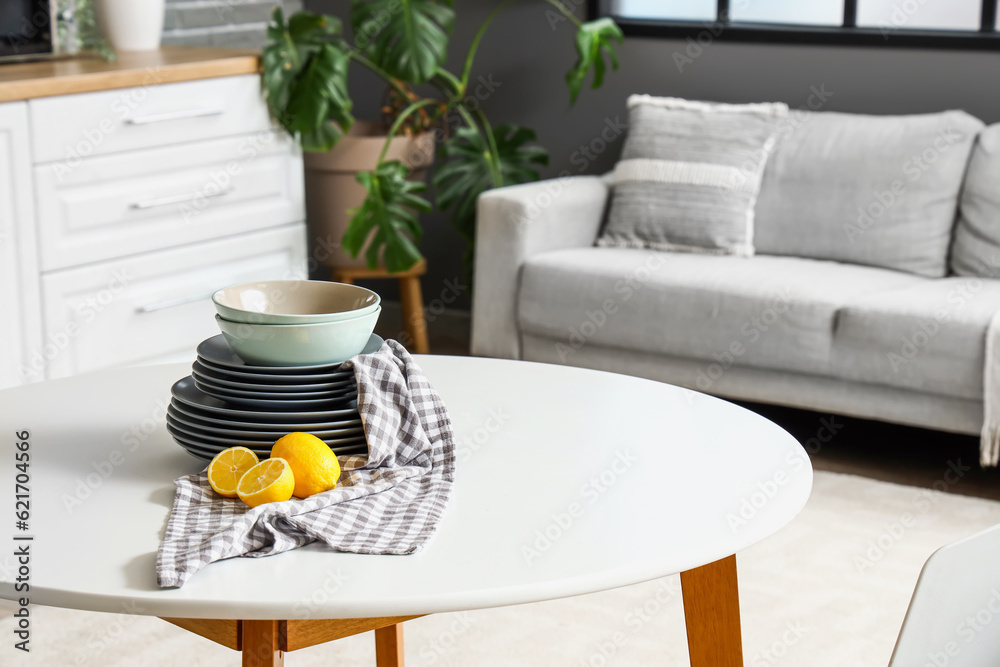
[215,307,381,366]
[212,280,380,325]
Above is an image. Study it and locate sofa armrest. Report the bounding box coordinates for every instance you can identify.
[472,175,610,359]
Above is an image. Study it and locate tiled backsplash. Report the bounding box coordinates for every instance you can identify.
[162,0,303,48]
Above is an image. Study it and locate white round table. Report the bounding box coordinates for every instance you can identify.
[0,356,811,667]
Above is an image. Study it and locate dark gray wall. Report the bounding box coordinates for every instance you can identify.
[306,0,1000,309]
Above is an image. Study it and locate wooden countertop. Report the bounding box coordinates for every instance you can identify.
[0,46,261,102]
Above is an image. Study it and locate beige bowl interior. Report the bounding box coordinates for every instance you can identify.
[215,281,379,316]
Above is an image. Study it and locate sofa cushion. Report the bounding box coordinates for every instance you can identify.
[598,95,788,256]
[517,247,922,377]
[754,110,984,278]
[951,123,1000,277]
[830,278,1000,400]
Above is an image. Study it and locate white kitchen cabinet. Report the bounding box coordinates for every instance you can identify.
[0,102,41,389]
[0,70,307,387]
[28,75,272,163]
[40,225,306,379]
[34,132,304,271]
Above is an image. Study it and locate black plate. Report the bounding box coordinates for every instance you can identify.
[196,333,383,374]
[191,361,356,391]
[169,399,363,431]
[167,429,368,460]
[166,405,364,440]
[166,416,367,448]
[171,377,361,421]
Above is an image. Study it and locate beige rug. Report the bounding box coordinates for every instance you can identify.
[3,470,999,666]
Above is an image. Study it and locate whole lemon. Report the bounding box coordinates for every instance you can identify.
[271,432,342,498]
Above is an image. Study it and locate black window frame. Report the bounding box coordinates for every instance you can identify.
[590,0,1000,50]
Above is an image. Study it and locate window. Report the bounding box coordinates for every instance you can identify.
[595,0,1000,49]
[614,0,716,22]
[856,0,981,31]
[730,0,844,26]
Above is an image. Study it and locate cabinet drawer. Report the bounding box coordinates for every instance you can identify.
[40,224,307,380]
[29,75,273,163]
[35,131,304,271]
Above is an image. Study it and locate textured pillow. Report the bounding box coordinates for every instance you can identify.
[754,109,983,278]
[598,95,789,256]
[951,123,1000,277]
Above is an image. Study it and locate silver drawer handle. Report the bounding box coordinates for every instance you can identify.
[130,188,232,210]
[125,107,227,125]
[136,292,216,314]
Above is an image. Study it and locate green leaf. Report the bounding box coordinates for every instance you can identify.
[285,43,354,152]
[262,8,298,130]
[433,123,548,258]
[344,161,432,272]
[566,17,624,104]
[298,123,344,154]
[288,12,342,42]
[350,0,455,84]
[266,6,287,42]
[262,9,348,146]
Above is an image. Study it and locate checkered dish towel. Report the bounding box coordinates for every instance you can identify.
[156,340,456,588]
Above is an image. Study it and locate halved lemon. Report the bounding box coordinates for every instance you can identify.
[237,458,295,508]
[207,446,260,498]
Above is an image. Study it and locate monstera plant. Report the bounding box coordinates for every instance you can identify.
[263,2,623,272]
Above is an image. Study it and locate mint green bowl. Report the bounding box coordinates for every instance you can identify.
[215,307,381,367]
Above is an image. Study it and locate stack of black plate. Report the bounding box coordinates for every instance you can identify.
[167,334,383,462]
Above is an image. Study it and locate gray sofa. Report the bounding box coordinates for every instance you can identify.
[471,108,1000,457]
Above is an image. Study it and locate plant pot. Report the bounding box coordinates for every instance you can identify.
[304,121,435,270]
[94,0,165,51]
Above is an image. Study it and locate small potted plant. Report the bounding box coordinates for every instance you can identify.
[263,2,623,273]
[55,0,116,59]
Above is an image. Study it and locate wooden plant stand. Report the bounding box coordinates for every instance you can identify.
[331,259,430,354]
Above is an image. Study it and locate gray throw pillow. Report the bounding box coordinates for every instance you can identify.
[598,95,789,256]
[754,109,983,278]
[951,123,1000,278]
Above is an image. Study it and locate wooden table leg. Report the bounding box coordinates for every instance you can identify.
[398,275,430,354]
[680,554,743,667]
[375,623,405,667]
[160,616,419,665]
[242,620,284,667]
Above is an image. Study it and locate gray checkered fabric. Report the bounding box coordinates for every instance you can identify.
[156,340,455,588]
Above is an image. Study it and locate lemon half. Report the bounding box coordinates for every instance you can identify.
[237,457,295,508]
[207,446,260,498]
